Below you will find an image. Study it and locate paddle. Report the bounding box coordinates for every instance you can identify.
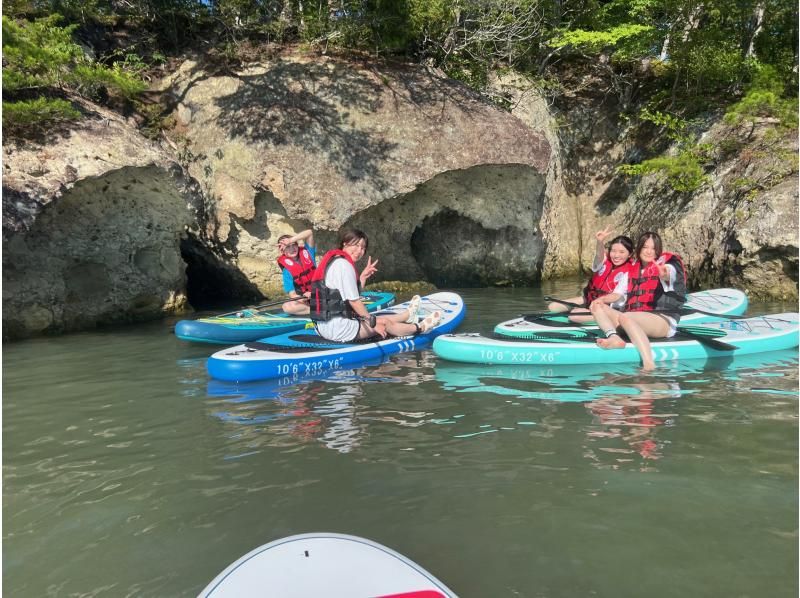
[673,326,738,351]
[215,291,387,319]
[499,324,738,351]
[518,297,591,326]
[542,295,749,320]
[543,296,585,310]
[215,295,308,318]
[522,313,584,327]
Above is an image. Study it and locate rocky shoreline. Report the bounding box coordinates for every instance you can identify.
[3,51,797,340]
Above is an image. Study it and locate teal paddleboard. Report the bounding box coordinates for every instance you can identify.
[495,288,748,338]
[175,291,395,344]
[434,313,799,366]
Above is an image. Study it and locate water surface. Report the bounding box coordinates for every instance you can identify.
[4,283,798,597]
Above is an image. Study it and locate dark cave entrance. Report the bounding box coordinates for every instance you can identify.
[180,235,264,310]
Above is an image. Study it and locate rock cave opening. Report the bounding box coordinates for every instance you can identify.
[181,235,264,309]
[411,209,543,287]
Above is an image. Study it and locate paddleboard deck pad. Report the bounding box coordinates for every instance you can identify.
[199,532,457,597]
[207,292,465,382]
[434,313,799,366]
[495,288,748,337]
[175,291,395,344]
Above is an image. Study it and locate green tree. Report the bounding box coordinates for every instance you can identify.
[2,14,146,134]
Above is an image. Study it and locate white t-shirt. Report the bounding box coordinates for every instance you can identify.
[592,259,629,309]
[608,270,628,308]
[315,258,361,342]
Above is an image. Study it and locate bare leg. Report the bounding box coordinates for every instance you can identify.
[617,312,671,371]
[376,310,411,324]
[547,296,585,313]
[282,298,310,315]
[567,308,593,324]
[382,320,420,337]
[357,313,418,339]
[591,303,625,348]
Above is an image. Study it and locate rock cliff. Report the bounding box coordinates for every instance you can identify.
[2,99,202,338]
[497,70,798,299]
[2,50,796,339]
[158,53,550,297]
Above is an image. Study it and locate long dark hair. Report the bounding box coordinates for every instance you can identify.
[338,228,369,250]
[635,231,663,261]
[609,235,634,257]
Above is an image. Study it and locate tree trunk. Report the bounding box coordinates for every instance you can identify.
[745,2,765,58]
[659,33,671,60]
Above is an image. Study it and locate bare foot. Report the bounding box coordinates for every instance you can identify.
[597,336,626,349]
[640,360,656,371]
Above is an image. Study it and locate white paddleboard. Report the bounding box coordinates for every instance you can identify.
[199,533,458,598]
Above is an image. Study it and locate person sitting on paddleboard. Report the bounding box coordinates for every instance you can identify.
[547,227,634,323]
[591,231,687,371]
[276,228,317,315]
[310,229,441,342]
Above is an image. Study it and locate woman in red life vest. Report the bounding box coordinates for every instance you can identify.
[590,231,687,370]
[547,227,634,323]
[276,229,317,315]
[311,229,440,343]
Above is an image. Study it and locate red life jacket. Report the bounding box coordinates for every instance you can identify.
[276,247,316,294]
[309,250,360,322]
[625,252,687,312]
[583,257,634,304]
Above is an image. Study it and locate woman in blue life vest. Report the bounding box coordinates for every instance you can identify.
[276,229,317,315]
[311,229,440,343]
[548,226,634,323]
[591,231,687,371]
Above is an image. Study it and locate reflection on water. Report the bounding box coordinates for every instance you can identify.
[206,346,799,474]
[207,353,439,455]
[584,381,681,468]
[3,286,798,598]
[435,349,799,471]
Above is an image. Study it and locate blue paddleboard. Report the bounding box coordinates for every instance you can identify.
[176,291,395,344]
[207,292,465,382]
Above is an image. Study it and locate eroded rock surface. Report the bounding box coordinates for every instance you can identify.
[2,100,201,338]
[4,52,796,340]
[497,70,798,300]
[160,52,550,295]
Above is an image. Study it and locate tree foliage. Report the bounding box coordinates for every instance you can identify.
[1,0,796,140]
[2,14,145,133]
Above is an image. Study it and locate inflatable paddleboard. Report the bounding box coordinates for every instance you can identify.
[207,292,465,382]
[494,288,748,338]
[175,292,395,344]
[434,313,799,366]
[199,532,457,597]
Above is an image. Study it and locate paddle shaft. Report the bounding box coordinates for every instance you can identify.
[542,295,748,320]
[216,295,308,318]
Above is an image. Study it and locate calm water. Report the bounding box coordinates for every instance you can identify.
[4,282,798,597]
